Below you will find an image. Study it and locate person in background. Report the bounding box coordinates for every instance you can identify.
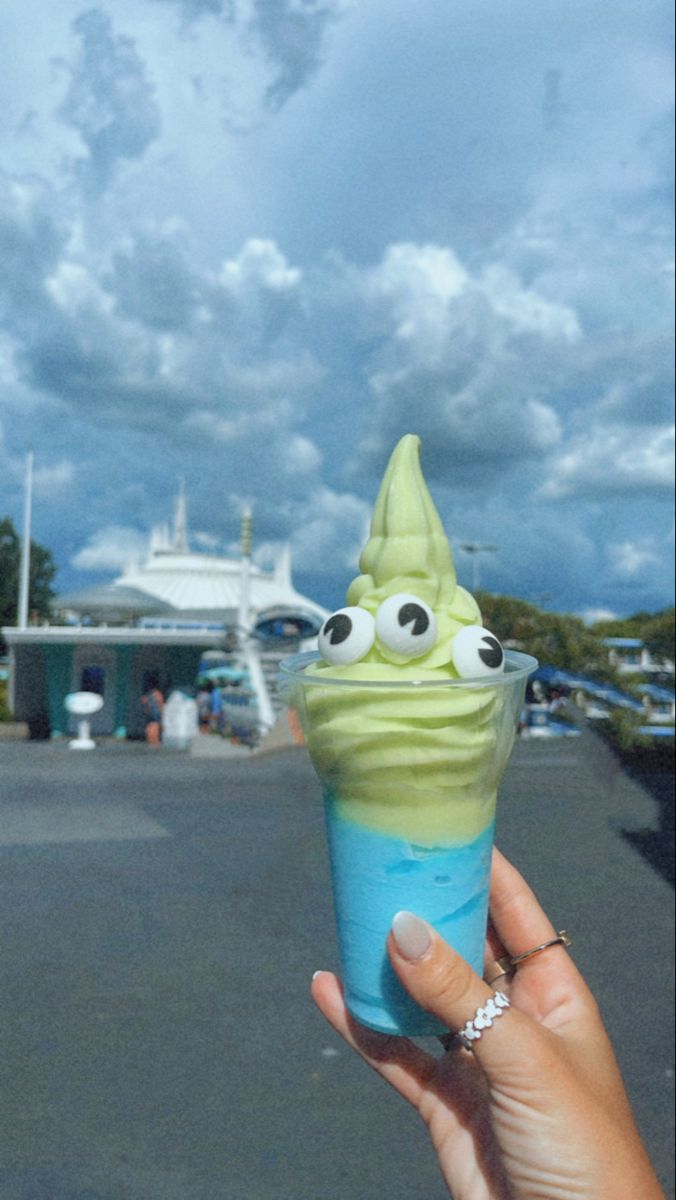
[141,678,164,746]
[197,682,212,733]
[547,685,568,716]
[210,680,224,735]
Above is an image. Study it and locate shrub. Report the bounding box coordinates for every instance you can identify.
[0,679,13,722]
[607,708,652,752]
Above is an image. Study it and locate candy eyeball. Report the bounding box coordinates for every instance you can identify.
[452,625,505,678]
[318,607,376,665]
[375,593,438,659]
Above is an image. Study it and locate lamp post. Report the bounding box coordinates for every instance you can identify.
[237,505,253,636]
[236,505,275,733]
[459,542,499,593]
[18,451,34,629]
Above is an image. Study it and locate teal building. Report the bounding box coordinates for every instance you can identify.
[3,496,326,738]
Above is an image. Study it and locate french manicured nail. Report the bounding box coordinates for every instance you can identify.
[391,911,432,961]
[312,970,326,980]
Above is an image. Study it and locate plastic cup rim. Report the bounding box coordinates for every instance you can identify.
[278,649,538,691]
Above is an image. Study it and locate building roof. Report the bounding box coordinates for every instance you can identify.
[57,583,175,619]
[116,548,325,623]
[54,494,328,629]
[533,665,644,711]
[637,683,676,703]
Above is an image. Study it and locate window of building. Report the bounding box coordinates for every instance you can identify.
[81,665,106,696]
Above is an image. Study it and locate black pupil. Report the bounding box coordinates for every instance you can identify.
[398,603,429,637]
[324,613,353,645]
[478,636,503,669]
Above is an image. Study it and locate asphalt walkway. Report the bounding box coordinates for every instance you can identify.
[0,728,673,1200]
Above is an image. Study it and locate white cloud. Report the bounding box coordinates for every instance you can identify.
[192,529,221,551]
[580,607,620,625]
[150,0,231,18]
[289,486,370,573]
[251,540,282,571]
[347,240,570,480]
[249,0,349,112]
[364,243,469,359]
[147,0,349,122]
[71,525,148,571]
[0,427,74,499]
[220,238,301,294]
[111,233,198,331]
[540,424,675,500]
[524,400,563,449]
[223,355,323,397]
[45,261,114,315]
[0,0,672,622]
[478,265,581,341]
[0,333,19,385]
[283,433,323,475]
[356,242,580,364]
[608,539,662,579]
[184,410,238,442]
[363,367,563,476]
[0,182,314,442]
[33,460,75,495]
[58,9,162,192]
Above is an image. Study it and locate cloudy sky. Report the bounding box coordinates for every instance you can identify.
[1,0,673,619]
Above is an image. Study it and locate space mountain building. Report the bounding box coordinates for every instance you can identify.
[4,493,327,739]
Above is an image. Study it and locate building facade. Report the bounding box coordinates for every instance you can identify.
[3,498,326,738]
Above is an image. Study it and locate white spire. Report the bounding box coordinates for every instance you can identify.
[274,543,293,588]
[238,505,253,633]
[149,522,171,555]
[173,480,189,553]
[240,504,253,558]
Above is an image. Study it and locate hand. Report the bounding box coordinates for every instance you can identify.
[312,848,664,1200]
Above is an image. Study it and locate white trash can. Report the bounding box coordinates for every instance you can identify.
[162,691,199,750]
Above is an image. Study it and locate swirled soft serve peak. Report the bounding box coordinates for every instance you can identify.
[315,432,501,680]
[281,434,535,1036]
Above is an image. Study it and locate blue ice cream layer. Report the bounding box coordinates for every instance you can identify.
[324,799,495,1037]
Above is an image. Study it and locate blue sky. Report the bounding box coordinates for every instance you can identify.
[1,0,673,619]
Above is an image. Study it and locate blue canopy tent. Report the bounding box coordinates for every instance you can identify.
[532,666,644,712]
[636,683,676,704]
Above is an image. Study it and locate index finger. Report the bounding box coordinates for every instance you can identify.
[489,847,559,959]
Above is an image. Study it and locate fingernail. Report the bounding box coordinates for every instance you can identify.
[391,911,432,961]
[312,970,325,980]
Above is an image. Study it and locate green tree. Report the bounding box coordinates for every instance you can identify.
[475,591,614,678]
[641,608,675,664]
[0,517,57,643]
[607,708,652,753]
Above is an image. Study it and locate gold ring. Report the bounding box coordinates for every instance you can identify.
[484,931,571,986]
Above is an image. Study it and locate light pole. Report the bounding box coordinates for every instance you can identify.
[236,505,275,732]
[459,542,499,593]
[18,451,34,629]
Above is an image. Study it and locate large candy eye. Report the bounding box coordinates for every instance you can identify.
[452,625,505,678]
[318,607,376,665]
[375,593,438,659]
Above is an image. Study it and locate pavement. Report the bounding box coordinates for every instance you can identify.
[0,726,673,1200]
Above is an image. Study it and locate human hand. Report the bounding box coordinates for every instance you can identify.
[312,848,664,1200]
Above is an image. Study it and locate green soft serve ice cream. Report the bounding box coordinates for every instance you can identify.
[306,433,508,848]
[287,434,532,1035]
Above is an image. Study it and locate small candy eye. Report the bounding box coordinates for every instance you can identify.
[318,607,375,665]
[452,626,505,678]
[375,593,437,659]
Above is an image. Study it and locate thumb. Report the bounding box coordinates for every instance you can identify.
[389,911,548,1079]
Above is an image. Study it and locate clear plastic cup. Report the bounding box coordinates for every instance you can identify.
[279,649,537,1036]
